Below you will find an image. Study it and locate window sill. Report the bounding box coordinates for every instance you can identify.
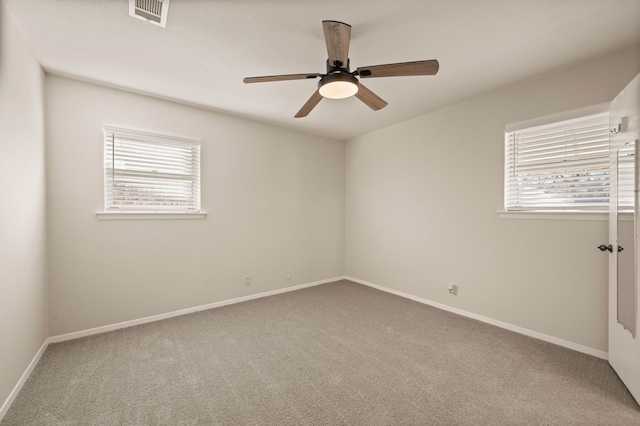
[96,212,207,220]
[497,211,633,222]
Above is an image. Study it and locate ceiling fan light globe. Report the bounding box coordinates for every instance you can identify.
[318,73,359,99]
[319,81,359,99]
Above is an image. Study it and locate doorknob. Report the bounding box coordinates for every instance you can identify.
[597,244,624,253]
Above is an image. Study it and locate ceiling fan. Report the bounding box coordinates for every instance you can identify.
[243,20,439,118]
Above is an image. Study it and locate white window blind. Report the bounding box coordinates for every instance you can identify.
[505,112,613,211]
[104,126,201,212]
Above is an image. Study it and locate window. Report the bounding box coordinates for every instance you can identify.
[618,141,635,213]
[103,126,201,214]
[504,108,617,212]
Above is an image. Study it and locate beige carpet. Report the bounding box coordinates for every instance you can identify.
[2,280,639,425]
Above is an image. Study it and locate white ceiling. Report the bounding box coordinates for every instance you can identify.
[4,0,640,140]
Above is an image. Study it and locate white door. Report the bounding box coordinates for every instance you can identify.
[608,72,640,404]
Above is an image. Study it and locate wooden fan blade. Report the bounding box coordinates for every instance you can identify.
[243,73,321,83]
[355,83,388,111]
[295,90,323,118]
[323,20,351,68]
[357,60,439,78]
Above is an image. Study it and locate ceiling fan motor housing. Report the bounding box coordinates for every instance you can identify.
[326,58,350,73]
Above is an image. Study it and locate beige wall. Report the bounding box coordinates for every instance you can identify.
[345,47,640,353]
[0,3,48,408]
[45,76,345,335]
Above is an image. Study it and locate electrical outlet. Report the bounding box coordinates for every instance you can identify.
[448,283,456,295]
[285,272,291,280]
[245,275,251,285]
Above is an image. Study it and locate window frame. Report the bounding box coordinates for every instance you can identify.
[97,126,205,220]
[500,102,631,220]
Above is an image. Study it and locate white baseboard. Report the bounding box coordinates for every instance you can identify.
[49,276,344,344]
[345,276,608,360]
[0,338,49,421]
[3,274,605,423]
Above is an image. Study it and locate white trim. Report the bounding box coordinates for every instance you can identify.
[505,102,610,132]
[48,277,344,343]
[0,339,49,422]
[96,212,206,220]
[103,125,199,146]
[2,275,608,420]
[497,210,633,222]
[345,276,608,360]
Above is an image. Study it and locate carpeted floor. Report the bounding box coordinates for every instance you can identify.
[2,280,639,425]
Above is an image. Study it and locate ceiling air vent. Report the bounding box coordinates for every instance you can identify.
[129,0,170,28]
